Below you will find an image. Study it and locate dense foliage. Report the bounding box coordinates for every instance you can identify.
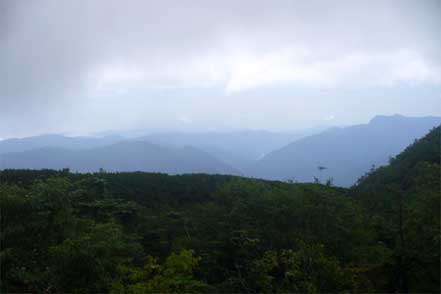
[1,127,439,293]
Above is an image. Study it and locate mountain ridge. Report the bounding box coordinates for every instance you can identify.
[0,141,241,175]
[248,115,441,186]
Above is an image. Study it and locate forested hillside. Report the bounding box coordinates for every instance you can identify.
[351,125,441,292]
[0,126,439,293]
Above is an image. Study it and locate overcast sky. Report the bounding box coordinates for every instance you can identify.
[1,0,440,138]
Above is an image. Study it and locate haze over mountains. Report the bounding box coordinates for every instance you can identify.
[250,114,441,186]
[140,127,325,169]
[1,114,440,186]
[0,141,240,175]
[0,134,124,154]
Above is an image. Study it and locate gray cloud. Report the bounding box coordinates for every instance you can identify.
[1,0,440,138]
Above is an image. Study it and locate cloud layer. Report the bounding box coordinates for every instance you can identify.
[1,0,440,137]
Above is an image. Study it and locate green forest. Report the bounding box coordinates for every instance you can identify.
[1,126,439,293]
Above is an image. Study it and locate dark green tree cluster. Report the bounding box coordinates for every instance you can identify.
[1,126,439,293]
[352,126,441,292]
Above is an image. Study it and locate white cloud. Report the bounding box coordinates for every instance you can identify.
[87,48,441,95]
[224,48,441,92]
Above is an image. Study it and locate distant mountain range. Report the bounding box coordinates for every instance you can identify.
[139,128,323,170]
[0,141,240,175]
[0,128,323,174]
[1,115,440,185]
[248,114,441,186]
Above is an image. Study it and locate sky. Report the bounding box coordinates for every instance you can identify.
[1,0,440,138]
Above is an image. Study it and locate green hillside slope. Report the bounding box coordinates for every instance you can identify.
[352,125,440,292]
